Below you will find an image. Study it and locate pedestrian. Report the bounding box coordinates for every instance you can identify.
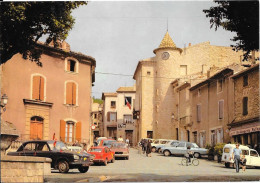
[143,139,148,154]
[118,136,123,142]
[146,140,152,157]
[232,143,242,173]
[240,155,247,172]
[126,138,130,145]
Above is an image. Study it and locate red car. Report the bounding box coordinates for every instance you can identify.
[110,142,129,160]
[99,139,117,148]
[87,146,115,166]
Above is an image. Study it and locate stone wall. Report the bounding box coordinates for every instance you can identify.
[1,156,51,183]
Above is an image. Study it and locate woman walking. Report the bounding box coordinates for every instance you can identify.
[146,140,152,157]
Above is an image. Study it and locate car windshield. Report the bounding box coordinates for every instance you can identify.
[89,148,102,152]
[111,143,127,148]
[154,140,159,144]
[192,143,199,148]
[161,141,168,144]
[48,141,69,151]
[103,140,116,147]
[242,150,249,155]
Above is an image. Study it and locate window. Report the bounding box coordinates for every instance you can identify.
[123,115,133,124]
[65,121,74,142]
[243,97,248,115]
[196,104,201,122]
[217,79,223,93]
[193,131,197,143]
[111,101,116,108]
[66,82,76,105]
[243,75,248,87]
[125,97,132,106]
[211,130,216,146]
[147,71,151,75]
[23,143,36,151]
[180,65,187,76]
[67,60,76,72]
[107,112,117,122]
[176,128,179,140]
[177,142,185,147]
[94,113,97,119]
[32,75,45,101]
[224,148,230,153]
[147,131,153,138]
[250,150,259,157]
[218,100,224,119]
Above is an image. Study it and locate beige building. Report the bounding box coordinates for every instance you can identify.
[102,86,137,145]
[91,101,104,139]
[1,41,96,145]
[133,31,244,140]
[228,64,260,149]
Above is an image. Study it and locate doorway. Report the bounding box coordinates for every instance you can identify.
[107,127,117,140]
[125,130,133,146]
[30,116,43,140]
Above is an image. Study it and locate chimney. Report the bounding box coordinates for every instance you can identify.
[189,43,191,47]
[61,41,70,52]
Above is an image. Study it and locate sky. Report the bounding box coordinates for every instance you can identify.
[65,1,237,99]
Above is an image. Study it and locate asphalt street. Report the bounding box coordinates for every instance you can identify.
[45,148,260,182]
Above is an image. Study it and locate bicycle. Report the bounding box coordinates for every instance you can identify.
[181,155,199,166]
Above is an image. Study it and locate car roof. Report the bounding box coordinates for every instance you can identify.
[91,146,106,149]
[102,139,116,141]
[22,140,56,143]
[224,144,250,150]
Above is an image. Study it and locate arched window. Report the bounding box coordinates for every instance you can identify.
[32,75,45,101]
[66,82,77,105]
[30,116,44,140]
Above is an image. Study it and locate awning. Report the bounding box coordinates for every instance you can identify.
[229,121,260,136]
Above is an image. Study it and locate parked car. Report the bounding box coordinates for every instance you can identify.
[7,140,93,173]
[156,140,179,153]
[161,141,207,158]
[110,142,129,160]
[151,139,171,152]
[99,139,117,148]
[87,146,115,166]
[221,144,260,168]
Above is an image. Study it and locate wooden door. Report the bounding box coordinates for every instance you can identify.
[30,116,43,140]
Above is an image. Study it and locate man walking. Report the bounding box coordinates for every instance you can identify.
[232,143,242,173]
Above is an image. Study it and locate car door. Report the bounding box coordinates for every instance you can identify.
[105,147,111,161]
[174,142,185,155]
[35,142,51,158]
[249,150,260,167]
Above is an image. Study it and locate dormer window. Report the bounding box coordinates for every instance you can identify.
[65,58,78,73]
[67,60,76,72]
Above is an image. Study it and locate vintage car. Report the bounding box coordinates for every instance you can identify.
[87,146,115,166]
[156,140,179,153]
[7,140,93,173]
[110,142,129,160]
[99,139,117,148]
[67,145,83,152]
[222,144,260,168]
[160,141,207,158]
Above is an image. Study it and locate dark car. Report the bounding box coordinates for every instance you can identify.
[7,140,93,173]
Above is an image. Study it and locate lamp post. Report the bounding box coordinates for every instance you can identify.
[0,94,8,117]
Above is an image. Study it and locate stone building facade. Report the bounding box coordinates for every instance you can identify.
[102,86,137,145]
[91,101,104,139]
[133,31,244,140]
[229,64,260,149]
[1,41,96,144]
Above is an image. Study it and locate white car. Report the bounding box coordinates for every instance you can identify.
[221,144,260,168]
[155,140,179,153]
[151,139,171,152]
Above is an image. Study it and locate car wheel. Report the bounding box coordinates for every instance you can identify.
[78,166,89,173]
[158,148,161,153]
[194,152,200,158]
[58,160,69,173]
[163,150,171,156]
[225,162,230,168]
[151,147,156,152]
[111,157,115,163]
[104,159,108,166]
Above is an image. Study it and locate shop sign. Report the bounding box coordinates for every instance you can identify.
[230,126,260,136]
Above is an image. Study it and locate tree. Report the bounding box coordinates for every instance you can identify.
[0,2,87,66]
[203,1,259,61]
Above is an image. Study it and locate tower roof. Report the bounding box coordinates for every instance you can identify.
[153,31,182,54]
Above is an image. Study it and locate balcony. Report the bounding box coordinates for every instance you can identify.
[179,115,192,127]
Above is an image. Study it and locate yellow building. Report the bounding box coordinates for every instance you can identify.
[133,31,245,140]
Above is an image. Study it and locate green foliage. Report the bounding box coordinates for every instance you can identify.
[0,2,87,65]
[93,98,103,104]
[203,1,259,61]
[214,143,226,156]
[205,144,215,155]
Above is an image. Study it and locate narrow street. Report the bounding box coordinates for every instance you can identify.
[45,148,260,182]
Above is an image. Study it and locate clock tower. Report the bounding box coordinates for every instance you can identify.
[153,31,182,139]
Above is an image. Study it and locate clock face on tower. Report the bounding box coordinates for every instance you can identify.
[161,52,170,60]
